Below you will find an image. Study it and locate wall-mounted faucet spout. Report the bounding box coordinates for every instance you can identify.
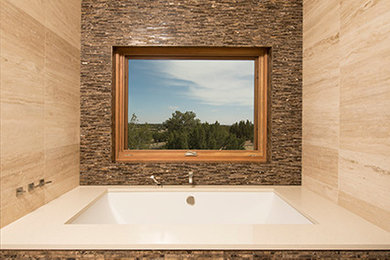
[188,171,194,185]
[150,175,161,186]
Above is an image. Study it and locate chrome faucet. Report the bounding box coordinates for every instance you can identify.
[188,171,194,185]
[28,179,53,192]
[16,187,26,196]
[150,175,162,186]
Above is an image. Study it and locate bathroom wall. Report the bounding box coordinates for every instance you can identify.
[303,0,390,231]
[0,0,81,227]
[80,0,303,185]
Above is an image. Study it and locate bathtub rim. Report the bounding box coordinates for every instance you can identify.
[1,185,390,250]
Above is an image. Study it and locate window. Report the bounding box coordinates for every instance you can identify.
[113,47,268,162]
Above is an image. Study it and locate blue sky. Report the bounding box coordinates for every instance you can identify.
[128,59,254,125]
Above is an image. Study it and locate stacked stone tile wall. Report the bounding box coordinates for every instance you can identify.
[80,0,302,185]
[2,250,390,259]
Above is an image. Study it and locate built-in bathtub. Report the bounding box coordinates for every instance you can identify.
[1,186,389,249]
[68,191,312,225]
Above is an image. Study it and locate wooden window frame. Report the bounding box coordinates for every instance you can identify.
[113,47,268,162]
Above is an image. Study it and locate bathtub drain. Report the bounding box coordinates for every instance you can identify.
[186,195,195,205]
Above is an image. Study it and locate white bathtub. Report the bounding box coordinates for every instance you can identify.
[69,191,312,225]
[1,186,390,249]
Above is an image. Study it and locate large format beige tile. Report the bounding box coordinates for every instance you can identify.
[44,29,80,150]
[339,190,390,233]
[0,1,46,227]
[303,0,340,149]
[1,0,81,228]
[302,174,339,203]
[43,0,81,49]
[304,0,390,232]
[339,149,390,214]
[43,27,80,204]
[338,0,390,231]
[303,0,340,48]
[4,0,45,26]
[0,1,45,106]
[340,0,390,47]
[302,141,339,203]
[0,0,45,168]
[339,0,390,155]
[302,0,340,201]
[302,143,339,187]
[44,144,79,204]
[0,165,45,227]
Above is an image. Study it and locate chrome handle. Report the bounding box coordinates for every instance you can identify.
[150,175,161,186]
[28,182,40,192]
[39,179,52,187]
[188,171,194,184]
[16,187,26,196]
[185,151,197,157]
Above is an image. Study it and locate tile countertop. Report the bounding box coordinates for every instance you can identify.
[0,185,389,250]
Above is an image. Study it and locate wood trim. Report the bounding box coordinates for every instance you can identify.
[259,51,268,157]
[113,47,269,163]
[117,150,266,163]
[127,56,257,60]
[124,58,129,149]
[113,53,126,159]
[254,56,259,150]
[115,47,264,57]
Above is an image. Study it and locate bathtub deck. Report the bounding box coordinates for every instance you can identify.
[1,186,389,249]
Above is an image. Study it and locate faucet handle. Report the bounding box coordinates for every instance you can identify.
[185,151,197,157]
[188,171,194,185]
[38,179,52,187]
[150,175,162,186]
[16,187,26,196]
[28,182,40,192]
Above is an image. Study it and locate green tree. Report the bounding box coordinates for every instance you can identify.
[189,124,206,149]
[223,133,245,150]
[229,120,254,141]
[162,111,247,150]
[129,110,250,150]
[152,131,168,142]
[166,130,189,149]
[163,111,199,132]
[128,113,152,149]
[164,111,199,149]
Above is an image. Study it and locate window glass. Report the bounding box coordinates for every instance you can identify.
[128,59,255,150]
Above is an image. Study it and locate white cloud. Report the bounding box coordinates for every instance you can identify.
[156,60,254,107]
[168,105,179,110]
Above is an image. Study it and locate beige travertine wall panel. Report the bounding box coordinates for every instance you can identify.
[302,0,340,202]
[43,27,80,203]
[44,29,80,150]
[0,0,81,228]
[4,0,45,26]
[302,144,339,201]
[303,0,390,231]
[0,0,46,226]
[338,0,390,231]
[339,150,390,211]
[338,190,390,233]
[44,0,81,49]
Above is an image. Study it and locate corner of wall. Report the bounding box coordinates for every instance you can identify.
[303,0,390,232]
[0,0,81,228]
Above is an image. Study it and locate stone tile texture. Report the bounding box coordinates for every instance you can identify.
[80,0,303,185]
[1,250,390,259]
